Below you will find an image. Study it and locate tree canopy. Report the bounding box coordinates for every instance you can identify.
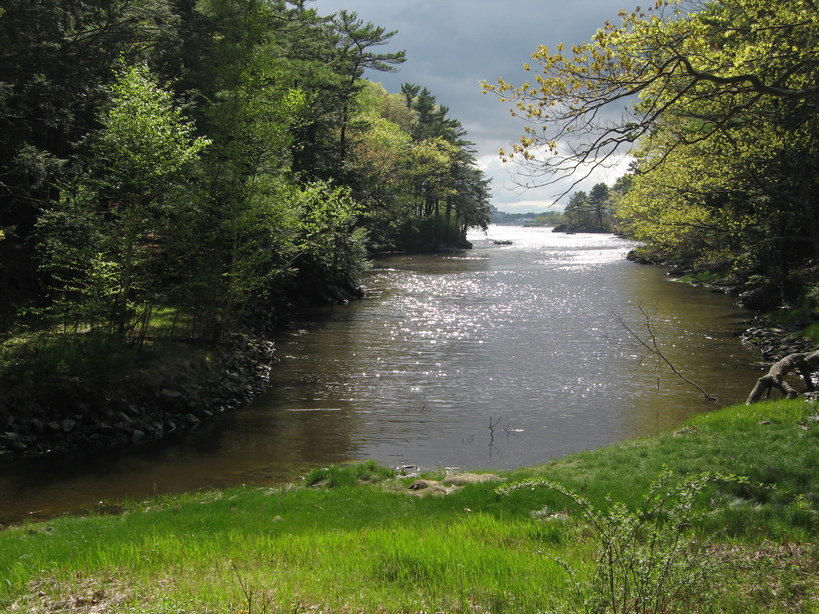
[483,0,817,190]
[0,0,492,341]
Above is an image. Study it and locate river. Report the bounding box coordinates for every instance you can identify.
[0,226,762,523]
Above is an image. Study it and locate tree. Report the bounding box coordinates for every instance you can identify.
[564,191,590,228]
[588,182,611,230]
[181,0,310,339]
[482,0,818,195]
[37,64,209,336]
[331,10,405,167]
[346,81,491,252]
[0,0,179,328]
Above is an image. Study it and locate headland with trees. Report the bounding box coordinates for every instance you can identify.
[0,0,492,454]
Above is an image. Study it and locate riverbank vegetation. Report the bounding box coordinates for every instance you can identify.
[0,1,492,440]
[0,0,491,341]
[485,0,819,314]
[1,399,816,612]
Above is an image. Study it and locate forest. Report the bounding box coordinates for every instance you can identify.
[0,0,492,347]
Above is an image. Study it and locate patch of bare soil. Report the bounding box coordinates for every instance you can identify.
[10,575,132,613]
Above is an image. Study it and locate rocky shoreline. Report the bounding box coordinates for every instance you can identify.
[0,333,275,458]
[2,260,816,459]
[626,249,818,363]
[741,317,816,364]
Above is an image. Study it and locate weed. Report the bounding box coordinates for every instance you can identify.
[233,563,275,614]
[500,470,749,614]
[801,322,819,343]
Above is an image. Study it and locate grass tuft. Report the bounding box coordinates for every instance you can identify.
[304,459,395,487]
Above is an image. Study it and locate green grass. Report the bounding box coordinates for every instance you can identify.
[677,270,722,285]
[0,400,816,613]
[765,306,818,328]
[800,322,819,344]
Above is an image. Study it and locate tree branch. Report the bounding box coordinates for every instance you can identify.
[614,307,717,402]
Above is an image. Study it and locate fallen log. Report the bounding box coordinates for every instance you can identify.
[746,349,819,404]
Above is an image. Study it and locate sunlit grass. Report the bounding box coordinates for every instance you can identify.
[0,400,816,612]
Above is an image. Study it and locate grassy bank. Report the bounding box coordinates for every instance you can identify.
[1,400,816,613]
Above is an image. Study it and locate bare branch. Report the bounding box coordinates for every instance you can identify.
[614,307,717,402]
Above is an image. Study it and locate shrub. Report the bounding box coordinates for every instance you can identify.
[499,470,749,613]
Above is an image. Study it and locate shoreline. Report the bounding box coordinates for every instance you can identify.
[3,245,815,460]
[0,244,472,459]
[1,398,815,611]
[0,333,275,458]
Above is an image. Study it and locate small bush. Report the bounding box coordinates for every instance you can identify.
[500,470,749,614]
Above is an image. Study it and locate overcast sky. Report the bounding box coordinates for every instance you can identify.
[311,0,633,212]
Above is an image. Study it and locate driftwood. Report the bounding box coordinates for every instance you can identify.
[746,349,819,404]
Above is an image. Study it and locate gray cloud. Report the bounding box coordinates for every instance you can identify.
[311,0,632,211]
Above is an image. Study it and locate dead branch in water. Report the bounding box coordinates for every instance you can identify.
[613,307,718,402]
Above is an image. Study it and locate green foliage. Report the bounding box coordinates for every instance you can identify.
[348,81,491,251]
[501,471,748,613]
[37,64,208,337]
[97,64,209,189]
[296,181,368,279]
[764,307,817,327]
[0,0,490,353]
[801,323,819,343]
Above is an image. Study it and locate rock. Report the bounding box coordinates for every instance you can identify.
[405,479,457,497]
[61,418,76,433]
[1,331,277,457]
[443,472,505,486]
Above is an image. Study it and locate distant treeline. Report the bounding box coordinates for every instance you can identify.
[491,210,564,226]
[491,181,619,231]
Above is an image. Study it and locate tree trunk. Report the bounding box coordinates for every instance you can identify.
[746,349,819,404]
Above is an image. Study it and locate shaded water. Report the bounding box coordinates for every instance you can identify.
[1,227,761,523]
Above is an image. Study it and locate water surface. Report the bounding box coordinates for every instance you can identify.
[0,227,761,523]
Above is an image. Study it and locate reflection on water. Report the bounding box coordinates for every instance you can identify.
[0,227,761,523]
